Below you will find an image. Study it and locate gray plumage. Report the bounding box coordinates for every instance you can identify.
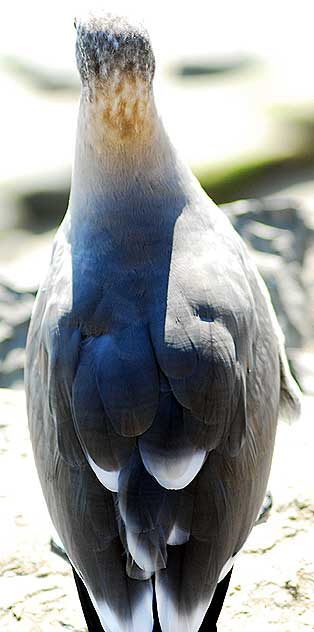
[25,11,301,632]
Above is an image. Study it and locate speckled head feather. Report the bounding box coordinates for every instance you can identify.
[75,12,155,86]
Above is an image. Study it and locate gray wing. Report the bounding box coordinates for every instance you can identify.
[26,299,154,632]
[154,305,281,631]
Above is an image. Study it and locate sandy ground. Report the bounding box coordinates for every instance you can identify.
[0,388,313,632]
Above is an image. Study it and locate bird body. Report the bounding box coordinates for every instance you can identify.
[25,12,301,632]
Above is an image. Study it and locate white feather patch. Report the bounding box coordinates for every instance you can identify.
[86,453,120,492]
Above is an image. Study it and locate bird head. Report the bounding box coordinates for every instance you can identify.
[75,12,155,90]
[74,12,156,140]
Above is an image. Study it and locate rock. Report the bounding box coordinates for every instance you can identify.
[0,283,35,389]
[222,197,313,266]
[222,198,314,391]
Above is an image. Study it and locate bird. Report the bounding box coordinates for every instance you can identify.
[25,11,301,632]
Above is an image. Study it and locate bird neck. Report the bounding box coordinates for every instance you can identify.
[69,79,187,223]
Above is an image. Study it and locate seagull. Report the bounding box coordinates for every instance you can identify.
[25,11,301,632]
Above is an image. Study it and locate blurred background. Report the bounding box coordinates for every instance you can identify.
[1,0,314,392]
[0,2,314,630]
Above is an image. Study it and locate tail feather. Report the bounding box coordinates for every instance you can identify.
[117,446,196,575]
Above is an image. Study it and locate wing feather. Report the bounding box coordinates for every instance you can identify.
[139,378,207,490]
[72,339,135,491]
[92,326,159,436]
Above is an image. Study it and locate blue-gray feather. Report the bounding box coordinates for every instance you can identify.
[25,11,301,632]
